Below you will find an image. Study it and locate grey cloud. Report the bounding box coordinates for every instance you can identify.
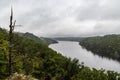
[1,0,120,37]
[92,21,120,36]
[76,0,120,21]
[0,0,10,8]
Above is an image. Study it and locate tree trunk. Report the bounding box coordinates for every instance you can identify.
[9,8,15,75]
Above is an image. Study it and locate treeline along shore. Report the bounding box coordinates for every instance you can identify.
[79,35,120,61]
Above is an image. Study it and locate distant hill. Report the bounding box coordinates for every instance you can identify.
[40,37,58,45]
[54,37,85,42]
[17,32,58,45]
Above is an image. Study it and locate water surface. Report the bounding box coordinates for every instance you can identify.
[49,41,120,72]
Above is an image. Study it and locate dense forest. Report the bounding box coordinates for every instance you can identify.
[0,28,120,80]
[79,35,120,61]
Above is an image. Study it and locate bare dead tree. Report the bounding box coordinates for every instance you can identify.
[9,7,16,75]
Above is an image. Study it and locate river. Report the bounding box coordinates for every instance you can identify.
[49,41,120,72]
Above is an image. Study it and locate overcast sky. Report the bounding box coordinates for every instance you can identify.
[0,0,120,37]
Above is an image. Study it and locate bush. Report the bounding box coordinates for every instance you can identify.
[5,73,38,80]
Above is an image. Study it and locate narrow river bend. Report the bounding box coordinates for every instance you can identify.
[49,41,120,73]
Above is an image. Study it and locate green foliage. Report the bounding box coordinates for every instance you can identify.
[0,39,9,78]
[79,35,120,61]
[72,67,120,80]
[0,28,9,40]
[17,32,57,45]
[0,28,120,80]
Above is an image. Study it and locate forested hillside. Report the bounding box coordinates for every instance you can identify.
[17,32,58,45]
[0,28,120,80]
[79,35,120,61]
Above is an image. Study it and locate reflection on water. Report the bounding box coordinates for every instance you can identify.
[49,41,120,72]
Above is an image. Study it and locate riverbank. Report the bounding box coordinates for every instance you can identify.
[49,41,120,72]
[79,35,120,61]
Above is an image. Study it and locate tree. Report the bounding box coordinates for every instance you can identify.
[8,7,16,75]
